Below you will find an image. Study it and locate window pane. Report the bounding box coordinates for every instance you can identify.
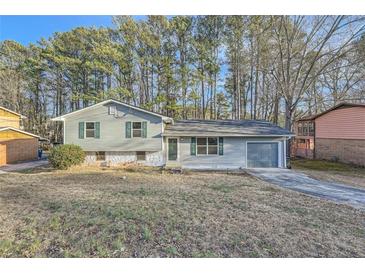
[208,146,218,155]
[86,130,95,138]
[136,151,146,161]
[208,137,217,145]
[86,122,95,130]
[133,122,142,129]
[96,151,105,161]
[133,129,142,137]
[197,138,206,145]
[197,146,207,155]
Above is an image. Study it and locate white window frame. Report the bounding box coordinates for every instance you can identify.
[136,151,146,161]
[132,121,142,138]
[196,137,218,156]
[85,121,96,139]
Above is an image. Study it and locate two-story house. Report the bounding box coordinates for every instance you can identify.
[293,103,365,166]
[52,99,294,169]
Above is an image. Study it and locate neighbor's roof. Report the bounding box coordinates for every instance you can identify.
[0,106,27,119]
[162,119,294,137]
[51,99,171,121]
[0,127,41,139]
[297,103,365,122]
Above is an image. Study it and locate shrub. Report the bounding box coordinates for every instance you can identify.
[48,144,85,170]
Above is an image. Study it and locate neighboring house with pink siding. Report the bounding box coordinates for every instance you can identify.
[293,103,365,166]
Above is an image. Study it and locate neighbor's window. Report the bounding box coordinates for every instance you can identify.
[197,137,218,155]
[308,122,314,136]
[85,122,95,138]
[297,122,303,135]
[133,122,142,137]
[96,151,105,161]
[303,122,308,135]
[136,151,146,161]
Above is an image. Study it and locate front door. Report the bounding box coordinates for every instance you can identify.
[168,138,178,161]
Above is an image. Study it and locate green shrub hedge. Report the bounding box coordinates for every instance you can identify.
[48,144,85,170]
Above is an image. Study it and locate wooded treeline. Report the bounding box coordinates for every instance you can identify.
[1,16,365,141]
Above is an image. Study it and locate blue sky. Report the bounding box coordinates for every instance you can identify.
[0,16,116,45]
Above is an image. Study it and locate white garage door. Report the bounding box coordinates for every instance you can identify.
[247,142,279,168]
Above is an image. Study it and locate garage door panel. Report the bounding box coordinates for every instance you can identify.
[247,142,278,168]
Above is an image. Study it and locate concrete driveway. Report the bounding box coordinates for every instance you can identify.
[247,168,365,210]
[0,159,48,173]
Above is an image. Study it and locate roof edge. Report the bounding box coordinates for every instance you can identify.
[297,102,365,122]
[0,106,27,119]
[52,99,171,120]
[0,127,41,139]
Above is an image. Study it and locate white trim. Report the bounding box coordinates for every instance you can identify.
[0,127,40,139]
[166,137,179,162]
[246,141,281,168]
[84,121,97,139]
[196,137,219,156]
[0,106,27,119]
[284,139,287,168]
[51,99,171,121]
[63,119,66,144]
[162,133,295,137]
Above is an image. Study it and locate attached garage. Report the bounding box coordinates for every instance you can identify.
[247,142,280,168]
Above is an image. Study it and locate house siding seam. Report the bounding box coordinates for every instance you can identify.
[315,138,365,166]
[315,107,365,140]
[165,136,286,170]
[64,102,163,152]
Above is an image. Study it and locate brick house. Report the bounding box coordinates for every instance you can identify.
[292,103,365,166]
[0,106,41,166]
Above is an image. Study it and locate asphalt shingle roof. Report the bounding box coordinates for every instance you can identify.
[163,119,294,137]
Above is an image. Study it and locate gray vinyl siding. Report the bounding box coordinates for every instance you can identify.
[64,102,163,152]
[165,136,286,169]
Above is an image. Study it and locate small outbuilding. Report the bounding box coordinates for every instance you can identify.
[0,106,41,166]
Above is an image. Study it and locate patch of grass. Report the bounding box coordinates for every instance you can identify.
[141,226,152,241]
[0,169,364,257]
[164,246,179,256]
[260,186,280,193]
[42,201,63,212]
[292,159,364,173]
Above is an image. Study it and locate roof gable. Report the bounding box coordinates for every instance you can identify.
[51,99,171,121]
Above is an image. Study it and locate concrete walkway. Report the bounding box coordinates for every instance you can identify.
[247,168,365,210]
[0,159,48,173]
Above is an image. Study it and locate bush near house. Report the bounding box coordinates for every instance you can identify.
[48,144,85,170]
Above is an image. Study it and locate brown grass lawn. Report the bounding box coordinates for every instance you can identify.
[0,166,364,258]
[292,159,365,188]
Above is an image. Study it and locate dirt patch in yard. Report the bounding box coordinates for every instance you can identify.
[0,169,364,257]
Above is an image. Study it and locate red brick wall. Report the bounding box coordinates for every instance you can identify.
[315,138,365,166]
[0,138,38,165]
